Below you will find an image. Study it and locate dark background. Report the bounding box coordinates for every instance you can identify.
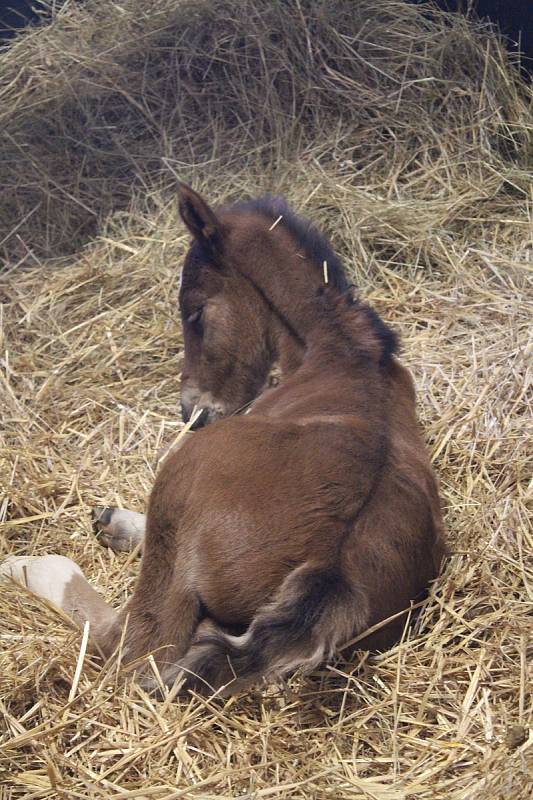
[0,0,531,69]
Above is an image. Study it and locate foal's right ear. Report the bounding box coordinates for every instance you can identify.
[177,184,223,252]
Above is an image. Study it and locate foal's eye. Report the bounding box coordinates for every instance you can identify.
[187,308,203,326]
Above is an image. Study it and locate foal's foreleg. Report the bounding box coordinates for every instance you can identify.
[0,555,120,655]
[1,551,200,682]
[92,507,146,553]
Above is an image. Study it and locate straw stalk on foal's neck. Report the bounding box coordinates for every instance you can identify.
[1,185,446,696]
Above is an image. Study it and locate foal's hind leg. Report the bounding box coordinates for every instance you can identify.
[0,555,119,654]
[92,507,146,552]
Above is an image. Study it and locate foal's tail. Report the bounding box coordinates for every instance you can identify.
[171,564,369,695]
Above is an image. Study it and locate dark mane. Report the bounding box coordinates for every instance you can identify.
[358,302,399,366]
[228,196,350,294]
[314,287,398,367]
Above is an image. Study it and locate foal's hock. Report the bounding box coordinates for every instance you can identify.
[1,186,446,695]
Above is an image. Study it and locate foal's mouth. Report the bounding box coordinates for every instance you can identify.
[180,404,210,429]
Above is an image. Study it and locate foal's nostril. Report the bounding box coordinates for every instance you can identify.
[180,402,191,424]
[180,403,209,429]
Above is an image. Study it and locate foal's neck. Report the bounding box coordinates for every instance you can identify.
[268,271,322,377]
[256,239,343,378]
[261,263,396,383]
[224,205,351,379]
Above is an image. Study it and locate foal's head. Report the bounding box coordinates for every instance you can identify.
[176,184,349,426]
[177,186,277,425]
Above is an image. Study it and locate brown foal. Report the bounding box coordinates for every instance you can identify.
[1,186,445,695]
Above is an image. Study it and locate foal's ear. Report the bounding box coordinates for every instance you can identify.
[177,184,222,250]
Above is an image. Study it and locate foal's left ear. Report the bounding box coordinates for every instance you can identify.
[177,183,222,251]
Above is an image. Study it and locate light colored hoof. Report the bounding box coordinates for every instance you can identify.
[92,506,145,553]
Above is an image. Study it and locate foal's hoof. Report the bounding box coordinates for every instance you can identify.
[92,506,115,547]
[92,506,125,551]
[92,506,145,553]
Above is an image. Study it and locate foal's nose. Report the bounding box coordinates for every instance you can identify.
[180,402,209,430]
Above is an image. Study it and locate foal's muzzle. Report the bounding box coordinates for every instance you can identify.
[180,403,209,430]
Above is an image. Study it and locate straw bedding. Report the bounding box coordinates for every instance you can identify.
[0,1,532,797]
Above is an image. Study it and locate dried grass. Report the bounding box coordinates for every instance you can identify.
[0,0,532,798]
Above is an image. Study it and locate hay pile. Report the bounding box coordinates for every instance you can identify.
[1,0,532,797]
